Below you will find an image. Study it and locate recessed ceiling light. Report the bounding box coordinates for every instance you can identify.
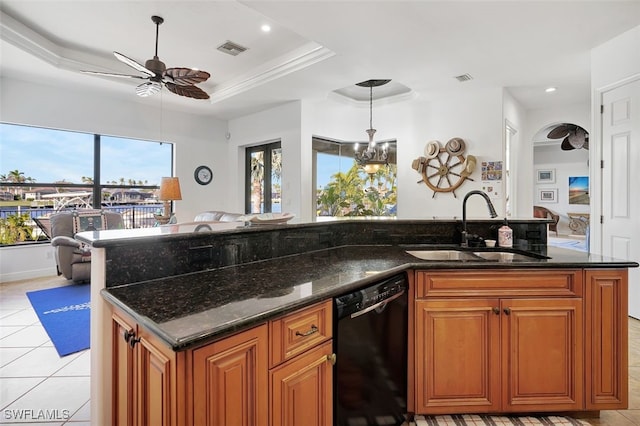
[261,24,271,33]
[545,87,557,93]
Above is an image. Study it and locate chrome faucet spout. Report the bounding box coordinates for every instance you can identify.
[461,190,498,247]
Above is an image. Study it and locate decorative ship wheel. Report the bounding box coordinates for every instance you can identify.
[412,138,476,198]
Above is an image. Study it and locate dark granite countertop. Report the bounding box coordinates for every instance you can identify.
[102,244,637,352]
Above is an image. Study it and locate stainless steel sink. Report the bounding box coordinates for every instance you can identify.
[473,251,524,262]
[406,249,548,262]
[405,250,479,261]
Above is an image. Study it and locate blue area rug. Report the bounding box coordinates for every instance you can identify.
[26,284,90,357]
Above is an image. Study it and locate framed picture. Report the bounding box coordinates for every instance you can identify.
[536,169,555,184]
[538,188,558,203]
[568,176,590,205]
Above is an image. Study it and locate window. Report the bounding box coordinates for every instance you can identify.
[245,141,282,214]
[0,122,173,244]
[313,137,397,218]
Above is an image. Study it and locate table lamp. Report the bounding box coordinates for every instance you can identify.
[156,177,182,224]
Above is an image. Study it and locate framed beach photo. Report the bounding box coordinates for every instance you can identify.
[538,188,558,203]
[536,169,555,184]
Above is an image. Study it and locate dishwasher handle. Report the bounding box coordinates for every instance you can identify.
[350,290,405,319]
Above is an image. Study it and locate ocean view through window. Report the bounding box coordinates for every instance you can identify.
[0,122,173,244]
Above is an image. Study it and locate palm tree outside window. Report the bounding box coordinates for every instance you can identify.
[245,141,282,214]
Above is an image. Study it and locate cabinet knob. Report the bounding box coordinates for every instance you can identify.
[492,307,500,315]
[327,353,337,365]
[123,330,134,343]
[295,325,319,337]
[503,308,511,315]
[129,336,141,349]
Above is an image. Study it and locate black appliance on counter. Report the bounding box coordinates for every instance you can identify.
[334,273,408,426]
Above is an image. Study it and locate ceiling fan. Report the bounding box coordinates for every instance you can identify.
[82,15,211,100]
[546,123,589,150]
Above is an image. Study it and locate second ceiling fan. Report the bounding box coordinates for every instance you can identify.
[82,15,211,100]
[547,123,589,150]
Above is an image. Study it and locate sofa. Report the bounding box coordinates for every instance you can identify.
[193,211,245,222]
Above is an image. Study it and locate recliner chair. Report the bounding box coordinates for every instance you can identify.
[533,205,559,235]
[50,210,123,283]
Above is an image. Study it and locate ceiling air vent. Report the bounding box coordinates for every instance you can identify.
[454,73,473,82]
[217,40,248,56]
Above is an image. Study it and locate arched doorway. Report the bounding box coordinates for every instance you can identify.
[532,122,590,246]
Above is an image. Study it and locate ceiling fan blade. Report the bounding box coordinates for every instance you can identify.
[164,67,211,85]
[165,82,209,99]
[114,51,156,78]
[81,70,148,80]
[547,124,573,139]
[135,81,162,97]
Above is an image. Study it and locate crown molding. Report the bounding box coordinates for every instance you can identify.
[208,42,335,103]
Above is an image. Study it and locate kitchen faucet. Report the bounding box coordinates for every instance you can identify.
[461,190,498,247]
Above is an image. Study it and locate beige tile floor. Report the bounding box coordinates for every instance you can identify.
[1,276,89,425]
[0,275,638,425]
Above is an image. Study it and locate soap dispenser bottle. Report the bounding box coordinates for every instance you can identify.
[498,218,513,248]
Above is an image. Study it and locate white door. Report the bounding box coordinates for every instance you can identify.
[601,78,640,319]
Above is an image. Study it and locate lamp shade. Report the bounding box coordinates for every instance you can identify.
[159,177,182,201]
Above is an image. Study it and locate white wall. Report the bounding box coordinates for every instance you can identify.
[0,244,56,283]
[503,89,528,218]
[226,101,303,218]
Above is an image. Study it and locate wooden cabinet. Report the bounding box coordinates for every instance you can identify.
[270,340,334,426]
[414,270,584,414]
[111,311,177,426]
[191,324,268,426]
[110,301,333,426]
[585,269,628,410]
[269,300,334,426]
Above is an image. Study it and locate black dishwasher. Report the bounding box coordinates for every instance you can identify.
[334,273,408,426]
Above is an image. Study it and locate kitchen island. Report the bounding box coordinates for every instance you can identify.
[77,219,638,425]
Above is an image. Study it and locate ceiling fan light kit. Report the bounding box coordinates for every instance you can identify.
[81,15,211,100]
[546,123,589,151]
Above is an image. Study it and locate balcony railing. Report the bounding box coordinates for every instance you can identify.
[0,204,163,244]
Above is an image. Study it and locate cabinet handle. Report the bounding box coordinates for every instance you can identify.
[123,330,134,343]
[129,336,141,349]
[492,307,500,315]
[295,325,319,337]
[327,353,337,365]
[503,308,511,315]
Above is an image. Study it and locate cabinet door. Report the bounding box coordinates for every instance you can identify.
[270,340,334,426]
[136,328,176,426]
[112,313,135,426]
[585,269,628,409]
[415,299,501,414]
[192,325,268,426]
[501,298,583,412]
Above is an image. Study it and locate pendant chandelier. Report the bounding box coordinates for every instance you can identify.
[354,79,391,175]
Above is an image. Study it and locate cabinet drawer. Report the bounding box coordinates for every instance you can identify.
[269,300,333,367]
[416,270,583,298]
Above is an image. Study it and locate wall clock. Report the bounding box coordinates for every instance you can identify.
[194,165,213,185]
